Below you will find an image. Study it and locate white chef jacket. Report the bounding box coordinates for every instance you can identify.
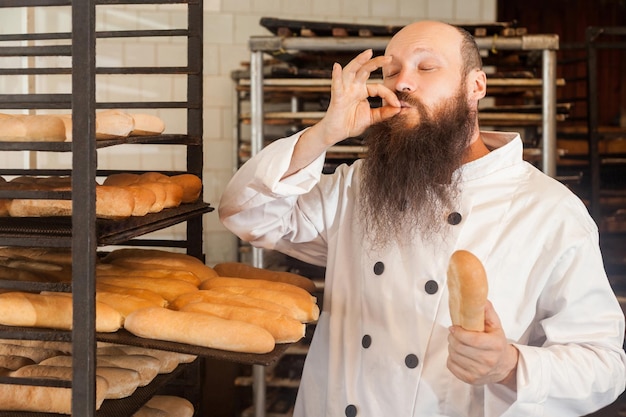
[219,130,626,417]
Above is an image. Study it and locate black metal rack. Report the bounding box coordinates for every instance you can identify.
[0,1,210,416]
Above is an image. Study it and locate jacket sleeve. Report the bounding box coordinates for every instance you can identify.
[492,234,626,416]
[218,130,331,266]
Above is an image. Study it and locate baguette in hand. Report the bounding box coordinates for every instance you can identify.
[447,250,488,331]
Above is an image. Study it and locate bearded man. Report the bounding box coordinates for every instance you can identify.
[219,20,626,417]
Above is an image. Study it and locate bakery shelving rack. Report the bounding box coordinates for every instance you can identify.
[0,1,291,416]
[585,26,626,297]
[233,18,561,417]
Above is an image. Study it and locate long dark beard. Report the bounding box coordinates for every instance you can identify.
[359,89,477,248]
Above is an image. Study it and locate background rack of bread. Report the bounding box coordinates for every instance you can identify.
[0,247,319,413]
[0,171,203,218]
[0,110,165,142]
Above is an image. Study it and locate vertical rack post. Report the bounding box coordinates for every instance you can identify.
[186,0,204,259]
[249,47,267,417]
[542,48,558,177]
[70,0,98,416]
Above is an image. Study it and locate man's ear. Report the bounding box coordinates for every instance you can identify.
[468,69,487,101]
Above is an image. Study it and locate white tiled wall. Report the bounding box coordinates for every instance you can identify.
[0,1,496,265]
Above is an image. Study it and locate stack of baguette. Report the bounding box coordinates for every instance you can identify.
[0,171,202,218]
[0,338,196,414]
[0,247,319,355]
[0,110,166,142]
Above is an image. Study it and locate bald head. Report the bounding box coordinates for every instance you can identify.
[386,21,482,78]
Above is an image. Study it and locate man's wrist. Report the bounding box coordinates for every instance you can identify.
[497,344,519,391]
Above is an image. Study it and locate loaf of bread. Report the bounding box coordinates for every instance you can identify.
[95,281,168,308]
[0,178,9,215]
[213,262,317,294]
[169,174,202,203]
[110,344,197,373]
[0,291,123,332]
[96,276,198,303]
[124,307,275,353]
[0,257,71,283]
[130,113,166,136]
[169,290,293,318]
[0,376,107,414]
[124,184,157,216]
[95,291,163,320]
[103,173,168,213]
[447,250,489,332]
[181,301,305,343]
[136,173,183,209]
[96,109,134,140]
[0,354,35,371]
[0,246,73,266]
[97,263,201,287]
[132,406,169,417]
[200,276,316,301]
[15,363,141,400]
[102,248,218,281]
[0,339,72,355]
[7,365,108,413]
[0,114,66,142]
[96,353,161,386]
[7,184,136,219]
[0,342,64,363]
[145,395,194,417]
[0,264,61,283]
[204,286,319,323]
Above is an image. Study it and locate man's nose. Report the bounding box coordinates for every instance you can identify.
[393,71,415,93]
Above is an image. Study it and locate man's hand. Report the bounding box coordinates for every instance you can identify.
[320,49,401,144]
[284,49,401,178]
[447,300,519,391]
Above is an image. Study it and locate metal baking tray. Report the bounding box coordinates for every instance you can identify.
[0,326,290,367]
[0,202,213,247]
[0,360,192,417]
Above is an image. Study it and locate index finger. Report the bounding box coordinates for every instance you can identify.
[354,55,393,84]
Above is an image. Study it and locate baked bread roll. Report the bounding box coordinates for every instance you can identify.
[213,262,317,294]
[0,114,66,142]
[124,184,157,216]
[103,248,218,281]
[109,344,197,373]
[137,173,183,209]
[96,276,198,303]
[145,395,194,417]
[95,281,168,307]
[0,354,35,371]
[130,113,166,136]
[181,301,305,343]
[97,263,201,287]
[0,342,64,363]
[132,406,169,417]
[205,286,319,323]
[124,307,275,354]
[0,375,108,414]
[447,250,489,332]
[200,276,316,301]
[96,353,161,386]
[0,291,123,332]
[169,290,293,318]
[96,109,134,140]
[7,184,136,219]
[0,339,72,355]
[15,363,140,400]
[0,257,71,283]
[0,246,73,266]
[169,174,202,203]
[95,291,163,319]
[96,262,200,287]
